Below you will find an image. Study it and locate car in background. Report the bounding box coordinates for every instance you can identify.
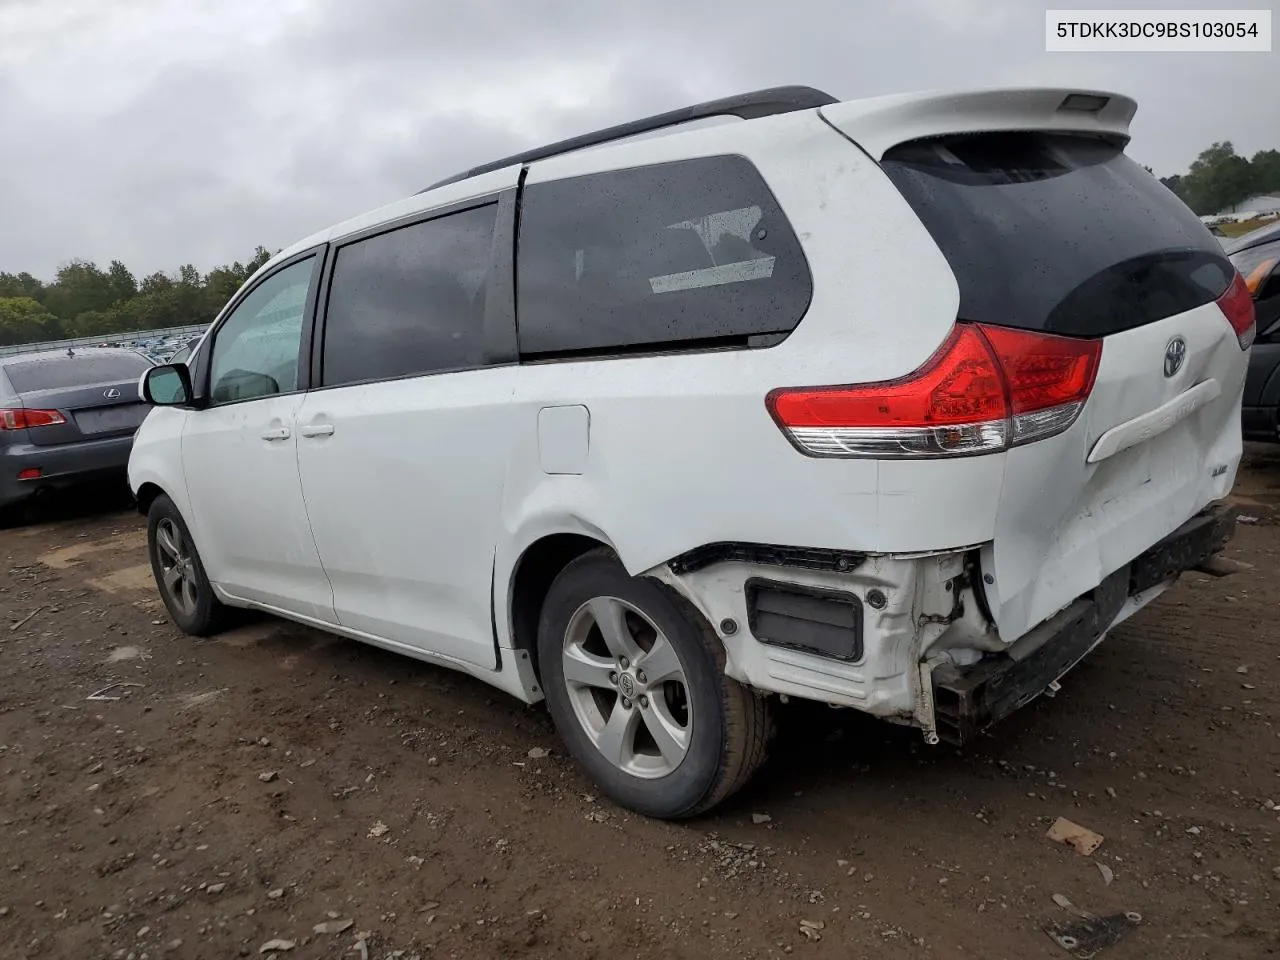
[1226,220,1280,440]
[1,348,155,520]
[166,336,203,366]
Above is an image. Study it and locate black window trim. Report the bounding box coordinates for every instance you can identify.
[309,190,519,393]
[511,152,814,365]
[188,244,328,410]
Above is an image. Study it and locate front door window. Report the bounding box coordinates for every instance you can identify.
[209,258,314,404]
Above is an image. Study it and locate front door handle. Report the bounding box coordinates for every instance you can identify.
[299,423,335,438]
[260,426,291,441]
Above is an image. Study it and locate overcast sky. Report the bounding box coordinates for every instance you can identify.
[1,0,1275,279]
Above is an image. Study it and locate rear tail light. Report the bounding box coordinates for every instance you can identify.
[766,323,1101,459]
[0,408,67,430]
[1217,271,1256,350]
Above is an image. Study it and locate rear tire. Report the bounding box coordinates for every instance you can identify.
[0,499,36,529]
[146,494,229,636]
[537,549,773,819]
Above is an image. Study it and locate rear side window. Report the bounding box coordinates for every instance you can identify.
[4,352,149,393]
[882,133,1234,337]
[322,204,497,387]
[516,156,812,357]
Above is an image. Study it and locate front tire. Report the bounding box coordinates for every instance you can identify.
[146,494,228,636]
[537,549,772,819]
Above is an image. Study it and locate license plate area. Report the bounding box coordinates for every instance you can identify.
[73,403,149,435]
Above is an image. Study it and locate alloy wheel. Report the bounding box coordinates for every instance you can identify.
[154,517,199,618]
[560,595,692,779]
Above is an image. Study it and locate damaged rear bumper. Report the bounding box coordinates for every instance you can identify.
[931,503,1236,745]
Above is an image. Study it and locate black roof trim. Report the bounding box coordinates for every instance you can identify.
[419,85,837,193]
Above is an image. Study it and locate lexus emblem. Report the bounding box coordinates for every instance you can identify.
[103,387,121,399]
[1163,337,1186,378]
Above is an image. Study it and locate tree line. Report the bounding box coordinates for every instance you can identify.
[0,247,273,347]
[1160,143,1280,217]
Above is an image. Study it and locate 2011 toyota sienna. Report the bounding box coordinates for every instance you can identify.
[129,86,1251,818]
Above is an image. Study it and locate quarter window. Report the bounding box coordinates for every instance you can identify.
[516,156,813,357]
[208,257,314,405]
[322,205,497,387]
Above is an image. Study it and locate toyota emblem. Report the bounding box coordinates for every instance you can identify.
[1163,337,1186,378]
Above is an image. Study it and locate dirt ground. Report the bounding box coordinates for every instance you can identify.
[1,456,1278,960]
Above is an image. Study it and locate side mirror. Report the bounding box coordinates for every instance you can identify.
[141,364,193,406]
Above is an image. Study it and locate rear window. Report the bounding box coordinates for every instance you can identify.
[4,352,150,393]
[516,155,812,357]
[882,133,1234,337]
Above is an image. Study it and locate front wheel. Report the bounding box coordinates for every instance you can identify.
[537,550,772,819]
[146,494,229,636]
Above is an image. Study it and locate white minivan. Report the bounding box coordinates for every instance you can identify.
[130,86,1251,818]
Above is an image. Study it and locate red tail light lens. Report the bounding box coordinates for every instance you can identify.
[1217,271,1255,350]
[767,323,1101,458]
[979,325,1102,444]
[0,408,67,430]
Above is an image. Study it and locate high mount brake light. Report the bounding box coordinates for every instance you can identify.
[766,323,1102,458]
[0,408,66,430]
[1217,271,1255,350]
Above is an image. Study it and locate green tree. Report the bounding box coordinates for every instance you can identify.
[139,272,173,296]
[0,272,45,301]
[204,262,247,310]
[171,264,213,326]
[41,259,119,321]
[1251,149,1280,194]
[0,297,59,346]
[107,260,137,303]
[1159,174,1183,198]
[1180,142,1256,215]
[247,246,272,273]
[4,244,274,343]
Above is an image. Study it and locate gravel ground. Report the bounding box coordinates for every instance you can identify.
[1,453,1277,960]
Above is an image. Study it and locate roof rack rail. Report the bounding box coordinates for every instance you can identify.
[418,85,838,193]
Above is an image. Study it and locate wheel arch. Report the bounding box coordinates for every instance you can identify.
[506,531,615,678]
[134,481,168,516]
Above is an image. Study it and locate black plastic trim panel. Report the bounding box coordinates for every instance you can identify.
[745,578,864,662]
[667,542,866,576]
[1129,503,1235,595]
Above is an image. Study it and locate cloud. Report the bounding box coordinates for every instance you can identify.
[0,0,1274,277]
